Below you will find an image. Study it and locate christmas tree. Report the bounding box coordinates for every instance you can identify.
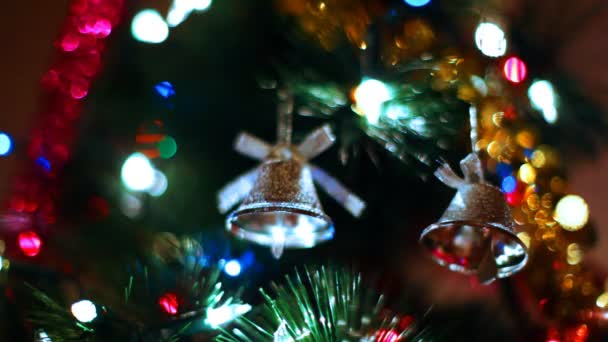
[1,0,607,340]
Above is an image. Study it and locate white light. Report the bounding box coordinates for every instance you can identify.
[475,22,507,57]
[148,170,168,197]
[71,300,97,323]
[528,80,558,124]
[131,9,169,44]
[167,0,212,27]
[121,153,156,191]
[554,195,589,231]
[120,192,143,218]
[385,104,411,120]
[224,259,241,277]
[205,303,251,327]
[353,78,392,125]
[0,133,13,156]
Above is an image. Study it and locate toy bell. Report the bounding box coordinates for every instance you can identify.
[419,153,528,283]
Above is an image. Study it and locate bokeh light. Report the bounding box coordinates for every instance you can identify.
[353,78,392,125]
[224,259,241,277]
[71,300,97,323]
[131,9,169,44]
[528,80,557,124]
[148,170,168,197]
[596,292,608,308]
[567,243,583,265]
[205,303,251,328]
[404,0,431,7]
[154,81,175,99]
[501,175,517,193]
[0,132,13,156]
[474,22,507,57]
[554,195,589,231]
[518,163,537,184]
[503,56,527,83]
[120,192,143,218]
[18,231,42,257]
[158,136,177,158]
[121,153,156,191]
[158,293,179,315]
[167,0,212,27]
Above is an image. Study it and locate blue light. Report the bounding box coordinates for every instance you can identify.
[501,176,517,194]
[154,81,175,99]
[404,0,431,7]
[36,157,51,172]
[496,163,512,178]
[224,259,241,277]
[0,133,12,156]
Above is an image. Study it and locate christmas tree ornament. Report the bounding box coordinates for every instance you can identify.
[218,92,365,258]
[419,107,528,283]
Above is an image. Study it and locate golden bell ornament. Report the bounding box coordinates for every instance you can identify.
[420,153,528,283]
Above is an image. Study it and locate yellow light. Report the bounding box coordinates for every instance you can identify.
[518,163,537,184]
[517,232,531,249]
[531,149,546,168]
[596,292,608,308]
[516,130,535,149]
[567,243,583,265]
[554,195,589,231]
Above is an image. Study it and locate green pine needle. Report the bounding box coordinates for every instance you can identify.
[217,265,427,342]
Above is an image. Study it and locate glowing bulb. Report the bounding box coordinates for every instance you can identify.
[554,195,589,231]
[148,170,168,197]
[528,80,557,124]
[167,0,212,27]
[475,22,507,57]
[121,153,156,191]
[18,231,42,257]
[71,300,97,323]
[503,56,527,83]
[518,163,537,184]
[597,292,608,308]
[404,0,431,7]
[205,303,251,327]
[353,78,392,125]
[131,9,169,44]
[224,259,241,277]
[0,132,13,156]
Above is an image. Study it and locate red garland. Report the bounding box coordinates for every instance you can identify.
[3,0,124,255]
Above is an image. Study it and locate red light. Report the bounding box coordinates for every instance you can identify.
[158,293,179,315]
[503,56,527,84]
[375,329,399,342]
[18,231,42,257]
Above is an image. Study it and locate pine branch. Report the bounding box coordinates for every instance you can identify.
[217,265,429,342]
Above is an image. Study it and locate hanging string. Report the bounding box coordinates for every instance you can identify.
[277,89,294,145]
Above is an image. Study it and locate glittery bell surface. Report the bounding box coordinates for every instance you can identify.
[227,148,333,254]
[419,182,528,283]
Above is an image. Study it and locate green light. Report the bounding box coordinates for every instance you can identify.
[158,136,177,159]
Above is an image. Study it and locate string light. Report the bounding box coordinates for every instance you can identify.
[18,231,42,257]
[353,78,392,125]
[131,9,169,44]
[528,80,558,124]
[158,293,179,315]
[71,300,97,323]
[0,132,13,156]
[554,195,589,231]
[223,259,242,277]
[205,303,251,327]
[148,170,168,197]
[503,56,527,83]
[167,0,212,27]
[121,153,156,191]
[474,22,507,57]
[404,0,431,7]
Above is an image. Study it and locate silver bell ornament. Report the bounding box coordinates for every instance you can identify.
[218,92,365,258]
[419,107,528,284]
